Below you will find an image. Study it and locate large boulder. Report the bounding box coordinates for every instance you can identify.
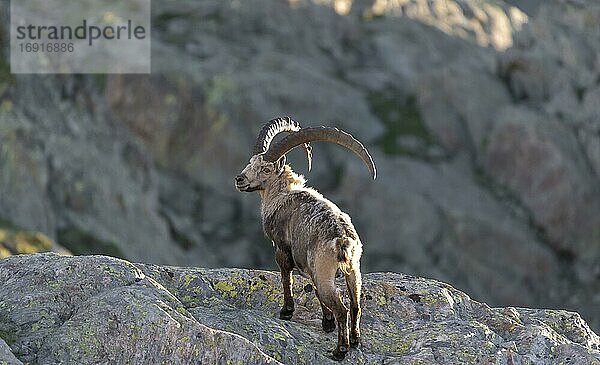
[1,253,599,365]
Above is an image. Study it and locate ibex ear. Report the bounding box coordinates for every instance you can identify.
[276,156,286,173]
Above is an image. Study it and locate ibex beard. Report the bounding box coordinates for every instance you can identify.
[235,117,376,361]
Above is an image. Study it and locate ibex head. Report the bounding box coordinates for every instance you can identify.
[235,116,376,192]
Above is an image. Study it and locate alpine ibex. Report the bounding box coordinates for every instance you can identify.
[235,117,376,360]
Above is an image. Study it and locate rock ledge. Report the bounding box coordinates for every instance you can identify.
[0,253,599,364]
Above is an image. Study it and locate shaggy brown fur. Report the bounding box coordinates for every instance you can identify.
[236,155,362,360]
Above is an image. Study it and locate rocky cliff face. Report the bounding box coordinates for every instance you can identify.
[1,0,599,334]
[1,253,599,364]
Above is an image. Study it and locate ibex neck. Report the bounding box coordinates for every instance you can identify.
[259,165,306,216]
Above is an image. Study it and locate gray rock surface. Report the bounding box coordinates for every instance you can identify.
[0,338,22,365]
[1,253,600,365]
[1,0,599,336]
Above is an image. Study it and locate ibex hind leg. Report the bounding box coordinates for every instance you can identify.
[314,289,336,333]
[345,267,362,348]
[313,252,349,361]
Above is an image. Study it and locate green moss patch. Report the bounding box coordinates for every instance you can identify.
[369,90,435,157]
[0,330,16,347]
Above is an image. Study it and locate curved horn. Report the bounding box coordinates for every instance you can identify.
[253,117,313,171]
[264,127,376,180]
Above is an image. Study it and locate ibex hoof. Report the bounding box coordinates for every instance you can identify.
[332,345,348,361]
[350,336,361,348]
[322,315,336,333]
[279,306,294,320]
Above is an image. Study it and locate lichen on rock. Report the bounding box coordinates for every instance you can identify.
[0,253,599,364]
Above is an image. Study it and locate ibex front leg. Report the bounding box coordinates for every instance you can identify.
[275,247,295,320]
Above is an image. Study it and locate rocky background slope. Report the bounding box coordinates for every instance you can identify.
[1,253,600,364]
[1,0,599,334]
